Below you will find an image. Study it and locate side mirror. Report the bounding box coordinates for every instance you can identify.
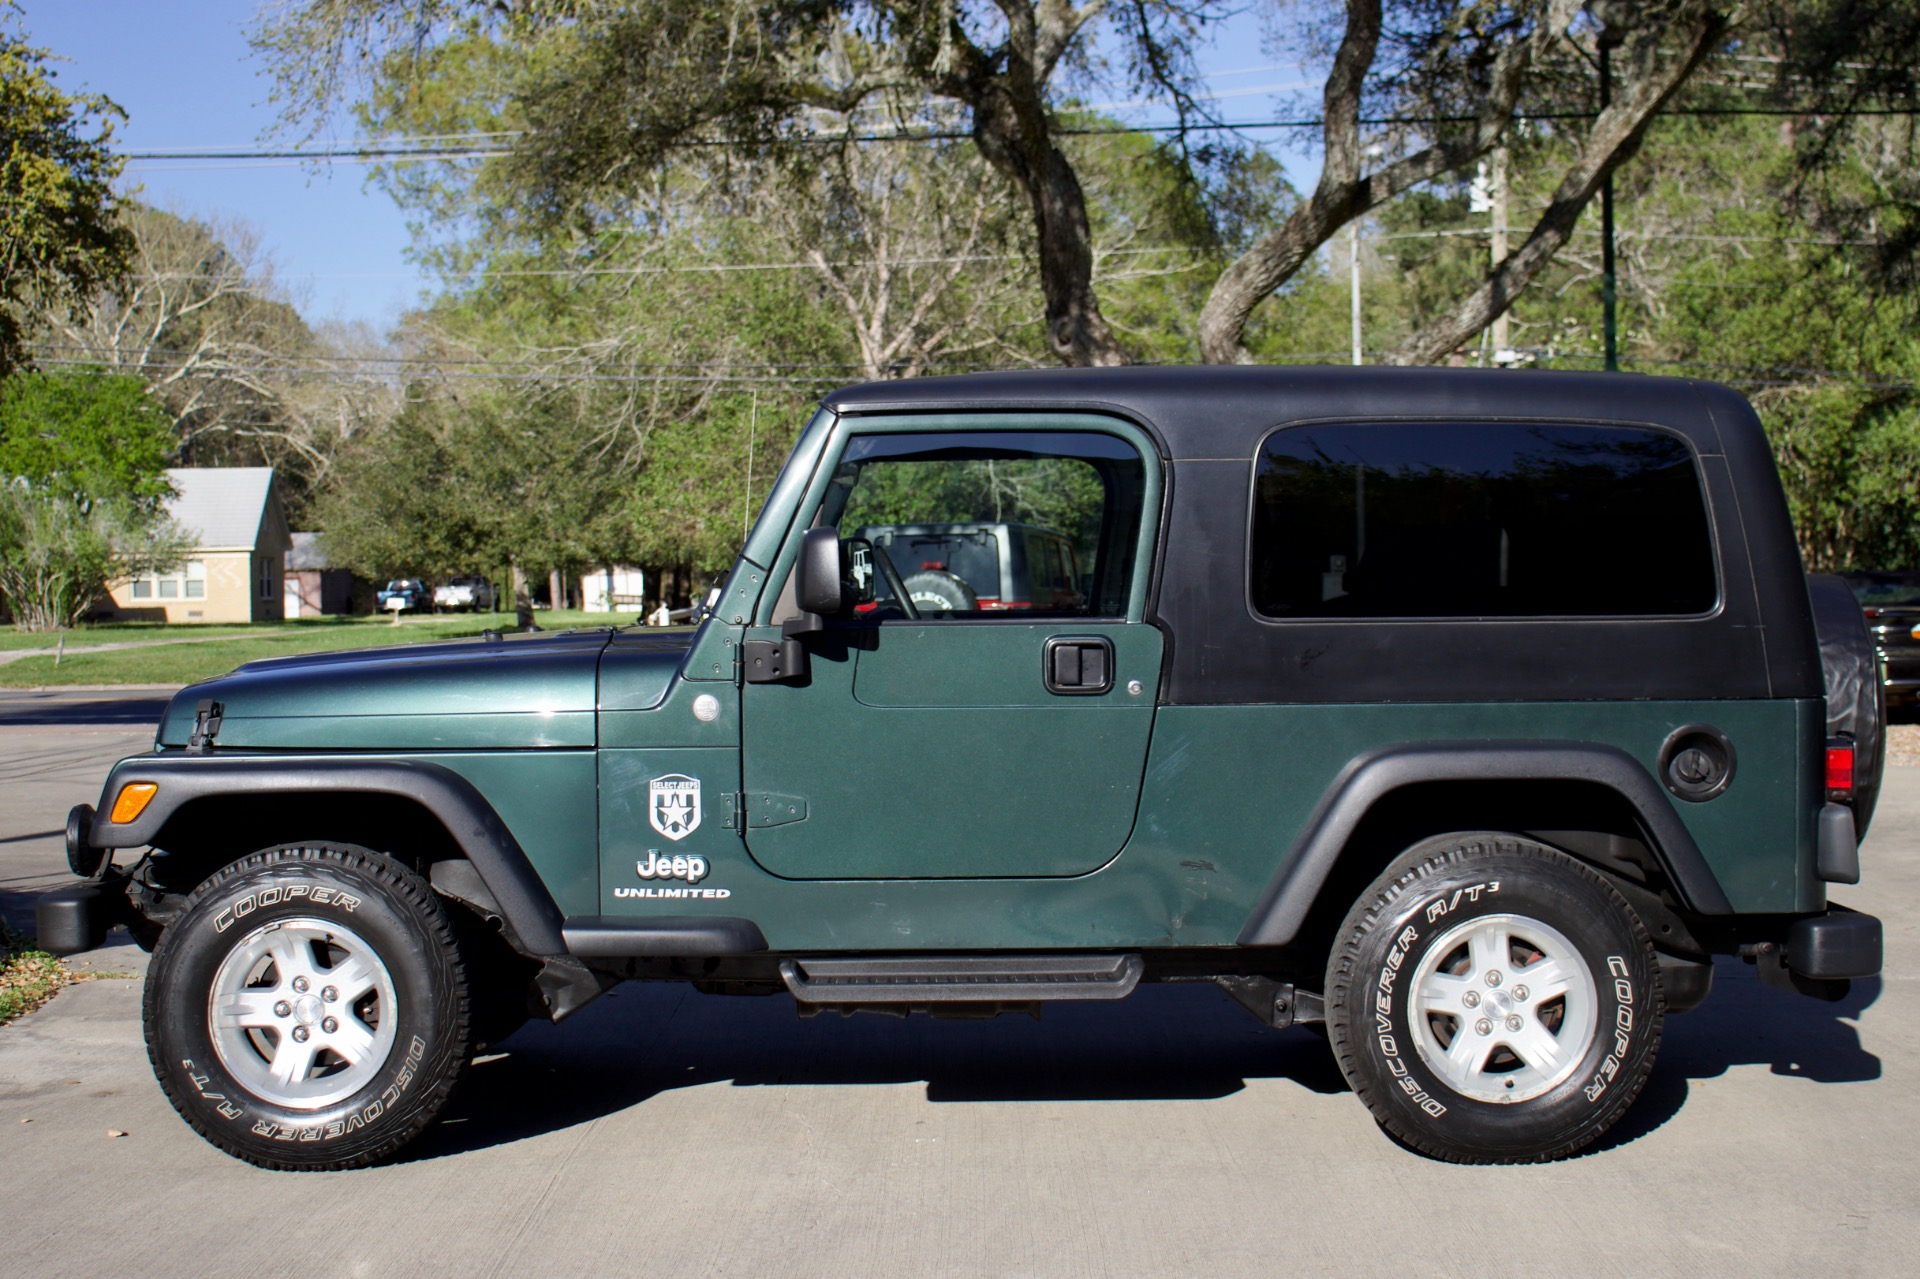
[794,527,847,617]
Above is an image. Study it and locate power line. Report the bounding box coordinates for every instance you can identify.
[118,102,1920,165]
[26,341,879,372]
[25,350,1910,392]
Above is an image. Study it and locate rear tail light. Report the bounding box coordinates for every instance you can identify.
[1826,737,1855,797]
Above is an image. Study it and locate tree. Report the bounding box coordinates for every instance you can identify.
[0,368,189,630]
[0,366,175,506]
[1196,1,1731,363]
[0,12,132,380]
[39,205,399,523]
[256,1,1234,368]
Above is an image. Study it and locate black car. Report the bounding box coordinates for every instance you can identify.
[1840,571,1920,709]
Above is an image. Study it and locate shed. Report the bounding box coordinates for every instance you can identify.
[284,532,355,617]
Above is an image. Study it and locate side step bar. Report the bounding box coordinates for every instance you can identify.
[780,954,1144,1004]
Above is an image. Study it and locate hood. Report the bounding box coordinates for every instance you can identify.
[158,629,641,751]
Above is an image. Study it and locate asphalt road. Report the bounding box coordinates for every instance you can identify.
[0,686,177,729]
[2,700,1917,1277]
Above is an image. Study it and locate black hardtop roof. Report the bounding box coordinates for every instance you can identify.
[820,364,1756,461]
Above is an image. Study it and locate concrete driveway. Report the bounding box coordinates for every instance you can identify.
[2,699,1916,1277]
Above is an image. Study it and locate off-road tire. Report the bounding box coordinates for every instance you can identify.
[1326,833,1664,1164]
[143,844,472,1170]
[902,569,978,612]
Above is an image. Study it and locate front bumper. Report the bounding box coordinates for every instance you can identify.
[35,880,123,955]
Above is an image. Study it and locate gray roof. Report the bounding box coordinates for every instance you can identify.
[166,467,276,550]
[287,531,333,570]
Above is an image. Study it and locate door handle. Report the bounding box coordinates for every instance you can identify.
[1043,636,1114,695]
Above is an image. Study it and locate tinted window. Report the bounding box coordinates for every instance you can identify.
[1251,422,1716,619]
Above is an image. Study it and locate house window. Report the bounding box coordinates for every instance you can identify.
[130,561,205,601]
[258,556,275,600]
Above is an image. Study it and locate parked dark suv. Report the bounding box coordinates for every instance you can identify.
[39,366,1884,1171]
[1840,571,1920,710]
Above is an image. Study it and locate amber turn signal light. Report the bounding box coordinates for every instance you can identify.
[109,782,159,824]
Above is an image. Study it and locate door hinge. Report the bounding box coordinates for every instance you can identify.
[724,791,808,833]
[742,637,807,683]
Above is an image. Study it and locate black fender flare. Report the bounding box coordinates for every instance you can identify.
[88,755,567,957]
[1236,741,1736,947]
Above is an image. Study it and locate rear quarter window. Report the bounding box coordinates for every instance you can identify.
[1250,421,1717,619]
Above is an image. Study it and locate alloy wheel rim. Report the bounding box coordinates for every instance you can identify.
[1407,912,1599,1104]
[207,916,400,1110]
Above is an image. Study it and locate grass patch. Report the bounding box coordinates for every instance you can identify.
[0,920,67,1025]
[0,610,647,688]
[0,622,270,652]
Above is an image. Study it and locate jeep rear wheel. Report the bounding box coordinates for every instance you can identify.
[1325,834,1664,1164]
[143,844,472,1170]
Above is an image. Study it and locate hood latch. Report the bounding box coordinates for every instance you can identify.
[186,699,224,754]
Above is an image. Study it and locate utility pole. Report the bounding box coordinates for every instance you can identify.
[1490,143,1510,358]
[1599,34,1620,371]
[1349,221,1362,365]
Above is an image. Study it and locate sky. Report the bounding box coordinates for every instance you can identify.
[23,0,424,329]
[20,1,1315,334]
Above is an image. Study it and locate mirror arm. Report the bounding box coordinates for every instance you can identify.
[782,612,824,640]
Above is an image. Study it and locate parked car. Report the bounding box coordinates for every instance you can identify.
[374,579,429,612]
[1839,570,1920,710]
[853,521,1084,614]
[434,576,496,612]
[40,366,1884,1171]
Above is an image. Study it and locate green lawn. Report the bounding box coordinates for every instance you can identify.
[0,621,271,651]
[0,610,644,687]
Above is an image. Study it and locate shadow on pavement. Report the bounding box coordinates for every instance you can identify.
[405,954,1883,1164]
[0,886,52,933]
[405,982,1348,1163]
[1585,956,1881,1154]
[0,692,170,727]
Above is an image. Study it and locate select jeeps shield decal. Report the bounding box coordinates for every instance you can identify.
[648,773,701,841]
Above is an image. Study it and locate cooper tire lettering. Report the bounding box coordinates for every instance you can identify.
[1326,834,1665,1164]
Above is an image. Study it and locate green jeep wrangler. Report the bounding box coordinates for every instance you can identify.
[38,366,1886,1170]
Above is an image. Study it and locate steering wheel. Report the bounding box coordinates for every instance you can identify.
[869,542,921,621]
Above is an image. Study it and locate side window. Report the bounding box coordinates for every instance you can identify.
[1250,422,1717,619]
[821,430,1147,618]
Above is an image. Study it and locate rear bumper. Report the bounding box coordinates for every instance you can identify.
[1788,905,1882,981]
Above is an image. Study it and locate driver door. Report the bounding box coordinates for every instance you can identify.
[739,417,1164,881]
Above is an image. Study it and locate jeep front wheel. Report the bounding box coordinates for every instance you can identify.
[1325,834,1664,1164]
[143,844,472,1170]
